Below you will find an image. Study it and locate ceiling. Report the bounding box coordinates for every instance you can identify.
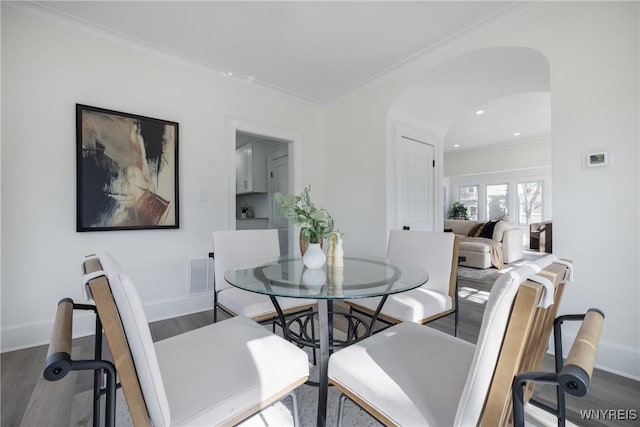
[25,1,550,151]
[32,1,520,103]
[445,92,551,151]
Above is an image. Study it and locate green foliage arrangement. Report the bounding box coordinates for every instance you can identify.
[448,201,469,220]
[274,186,334,244]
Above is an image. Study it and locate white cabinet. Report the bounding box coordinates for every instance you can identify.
[236,142,268,194]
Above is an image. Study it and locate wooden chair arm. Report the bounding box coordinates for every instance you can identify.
[43,298,75,381]
[512,308,605,426]
[560,308,605,396]
[42,295,118,427]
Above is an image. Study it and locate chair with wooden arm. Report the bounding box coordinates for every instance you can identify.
[328,256,576,426]
[44,251,309,427]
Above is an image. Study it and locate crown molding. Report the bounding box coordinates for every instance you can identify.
[6,1,546,107]
[4,1,324,106]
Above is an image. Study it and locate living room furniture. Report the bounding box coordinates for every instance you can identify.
[345,230,461,335]
[44,252,309,427]
[530,220,553,253]
[445,219,523,269]
[224,255,428,427]
[328,258,597,426]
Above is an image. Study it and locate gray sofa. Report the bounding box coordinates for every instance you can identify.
[444,219,523,269]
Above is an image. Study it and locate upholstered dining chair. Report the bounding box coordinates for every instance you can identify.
[212,229,316,324]
[46,252,309,427]
[346,229,460,335]
[329,258,601,427]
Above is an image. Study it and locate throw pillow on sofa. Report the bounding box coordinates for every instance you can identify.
[468,222,485,237]
[479,221,498,239]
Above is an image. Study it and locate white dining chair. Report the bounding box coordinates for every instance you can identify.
[346,229,460,335]
[50,252,311,427]
[212,229,316,325]
[328,259,594,427]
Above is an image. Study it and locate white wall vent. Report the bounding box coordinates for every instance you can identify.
[189,258,214,295]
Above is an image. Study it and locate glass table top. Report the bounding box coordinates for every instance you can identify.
[224,255,429,299]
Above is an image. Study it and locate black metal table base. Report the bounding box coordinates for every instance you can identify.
[267,295,390,427]
[285,309,370,351]
[283,307,370,387]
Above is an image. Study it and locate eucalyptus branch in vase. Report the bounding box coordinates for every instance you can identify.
[274,186,334,264]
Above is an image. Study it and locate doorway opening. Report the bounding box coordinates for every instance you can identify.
[386,47,552,242]
[226,119,302,255]
[235,132,289,254]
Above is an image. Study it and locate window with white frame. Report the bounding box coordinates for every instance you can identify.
[517,181,543,225]
[450,171,551,226]
[486,184,509,221]
[458,185,479,220]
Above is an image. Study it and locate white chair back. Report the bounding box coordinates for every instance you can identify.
[454,265,536,426]
[386,230,455,295]
[83,252,171,427]
[212,229,280,292]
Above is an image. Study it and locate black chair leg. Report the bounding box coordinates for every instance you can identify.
[213,293,218,323]
[454,309,459,337]
[310,309,317,365]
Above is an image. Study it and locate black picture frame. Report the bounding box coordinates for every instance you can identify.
[76,104,179,231]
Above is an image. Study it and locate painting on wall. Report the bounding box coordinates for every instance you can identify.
[76,104,179,231]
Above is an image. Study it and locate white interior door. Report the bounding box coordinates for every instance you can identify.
[268,150,289,254]
[398,135,435,231]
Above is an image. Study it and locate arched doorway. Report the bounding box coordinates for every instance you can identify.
[386,47,551,239]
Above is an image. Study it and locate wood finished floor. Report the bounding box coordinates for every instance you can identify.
[2,278,639,426]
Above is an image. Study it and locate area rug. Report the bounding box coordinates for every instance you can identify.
[114,378,380,427]
[457,264,501,283]
[457,250,547,284]
[238,378,381,427]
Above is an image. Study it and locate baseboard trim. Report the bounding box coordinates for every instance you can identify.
[591,339,640,381]
[0,293,215,354]
[548,333,640,381]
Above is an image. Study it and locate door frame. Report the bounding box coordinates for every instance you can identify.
[267,149,290,229]
[386,122,443,234]
[267,149,290,254]
[225,118,302,251]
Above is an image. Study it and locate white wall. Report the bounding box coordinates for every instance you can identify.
[323,2,639,378]
[0,7,324,351]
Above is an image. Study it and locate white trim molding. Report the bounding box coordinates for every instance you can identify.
[0,294,215,353]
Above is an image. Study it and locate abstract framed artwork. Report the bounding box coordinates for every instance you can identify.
[76,104,179,231]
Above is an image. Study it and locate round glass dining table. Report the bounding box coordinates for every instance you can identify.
[225,255,429,427]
